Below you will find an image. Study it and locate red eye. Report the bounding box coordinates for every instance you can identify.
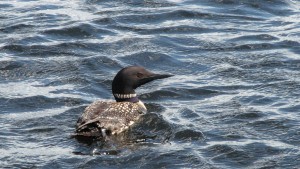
[137,72,143,78]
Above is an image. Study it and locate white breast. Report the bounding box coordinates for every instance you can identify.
[137,100,147,114]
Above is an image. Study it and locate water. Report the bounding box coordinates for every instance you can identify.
[1,0,300,168]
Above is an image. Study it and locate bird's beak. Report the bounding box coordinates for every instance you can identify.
[148,74,174,80]
[138,73,173,86]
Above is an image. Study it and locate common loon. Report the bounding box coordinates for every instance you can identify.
[75,66,173,138]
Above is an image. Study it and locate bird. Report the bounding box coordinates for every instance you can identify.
[74,66,173,139]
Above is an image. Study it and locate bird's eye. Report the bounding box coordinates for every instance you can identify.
[137,72,143,78]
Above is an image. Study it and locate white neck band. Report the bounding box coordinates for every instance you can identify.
[113,93,137,99]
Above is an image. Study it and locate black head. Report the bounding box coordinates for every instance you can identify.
[112,66,173,96]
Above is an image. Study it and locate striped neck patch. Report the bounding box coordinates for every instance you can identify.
[113,93,137,99]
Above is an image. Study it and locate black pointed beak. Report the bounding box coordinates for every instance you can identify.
[150,74,174,80]
[138,73,173,86]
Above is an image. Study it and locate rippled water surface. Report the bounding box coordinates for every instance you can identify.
[1,0,300,168]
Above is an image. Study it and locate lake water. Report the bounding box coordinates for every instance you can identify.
[1,0,300,168]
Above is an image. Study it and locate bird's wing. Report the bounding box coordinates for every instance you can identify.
[76,101,110,126]
[75,101,143,135]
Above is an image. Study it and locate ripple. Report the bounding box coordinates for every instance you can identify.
[1,44,79,56]
[0,23,35,33]
[229,34,279,42]
[174,129,204,141]
[115,9,264,28]
[203,0,292,16]
[208,147,249,166]
[113,24,213,35]
[44,23,115,39]
[220,43,275,51]
[280,104,300,113]
[120,52,180,68]
[120,51,206,74]
[0,59,82,81]
[1,95,83,114]
[0,3,13,8]
[203,139,290,167]
[237,95,279,106]
[25,127,57,133]
[134,113,173,134]
[0,60,23,71]
[140,87,223,101]
[247,118,296,141]
[115,10,213,24]
[1,106,71,121]
[179,107,200,119]
[144,103,166,113]
[233,111,263,120]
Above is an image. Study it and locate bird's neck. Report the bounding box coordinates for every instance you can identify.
[113,93,147,113]
[113,93,139,103]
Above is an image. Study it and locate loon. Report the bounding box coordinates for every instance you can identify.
[74,66,173,138]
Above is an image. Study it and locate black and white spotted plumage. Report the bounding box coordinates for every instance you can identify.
[75,101,146,137]
[74,66,172,138]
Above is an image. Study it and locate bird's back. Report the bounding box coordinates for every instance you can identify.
[75,101,146,137]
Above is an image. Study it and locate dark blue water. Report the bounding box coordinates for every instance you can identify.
[1,0,300,168]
